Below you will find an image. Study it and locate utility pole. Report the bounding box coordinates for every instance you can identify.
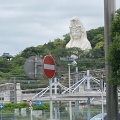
[14,77,17,103]
[68,64,72,120]
[104,0,118,120]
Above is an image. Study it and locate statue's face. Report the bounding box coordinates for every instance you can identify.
[70,26,82,40]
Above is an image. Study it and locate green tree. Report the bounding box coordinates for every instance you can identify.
[11,55,26,67]
[52,47,68,58]
[108,36,120,85]
[89,48,104,58]
[0,57,13,72]
[107,9,120,85]
[95,41,104,49]
[53,38,66,48]
[63,33,70,44]
[87,27,104,48]
[110,9,120,38]
[21,46,40,58]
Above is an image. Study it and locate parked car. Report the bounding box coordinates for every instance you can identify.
[90,113,120,120]
[90,113,106,120]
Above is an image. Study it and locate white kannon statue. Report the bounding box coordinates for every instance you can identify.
[66,17,92,50]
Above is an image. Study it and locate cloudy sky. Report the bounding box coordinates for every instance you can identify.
[0,0,120,56]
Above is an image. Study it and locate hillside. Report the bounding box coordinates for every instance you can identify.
[0,26,105,89]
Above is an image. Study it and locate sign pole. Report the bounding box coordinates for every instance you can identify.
[1,110,2,120]
[30,107,33,120]
[29,100,33,120]
[0,104,4,120]
[49,78,53,120]
[43,55,56,120]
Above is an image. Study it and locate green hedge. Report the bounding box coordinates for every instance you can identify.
[1,102,50,113]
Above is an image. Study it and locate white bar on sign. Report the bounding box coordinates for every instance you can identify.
[44,64,55,70]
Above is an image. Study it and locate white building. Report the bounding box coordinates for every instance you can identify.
[0,83,22,103]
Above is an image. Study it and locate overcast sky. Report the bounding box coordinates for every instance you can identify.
[0,0,120,56]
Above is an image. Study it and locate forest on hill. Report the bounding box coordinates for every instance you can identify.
[0,26,105,82]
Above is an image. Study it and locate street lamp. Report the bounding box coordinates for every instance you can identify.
[71,60,77,67]
[68,59,77,90]
[68,60,78,120]
[68,64,72,120]
[71,60,79,111]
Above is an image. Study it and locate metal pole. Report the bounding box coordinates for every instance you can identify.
[100,79,104,120]
[86,70,90,89]
[68,64,72,120]
[75,66,79,111]
[58,102,60,120]
[54,78,57,94]
[1,109,2,120]
[68,64,71,91]
[104,0,118,120]
[87,97,91,120]
[14,77,17,103]
[86,70,91,120]
[54,78,58,120]
[30,107,33,120]
[87,70,91,90]
[55,101,57,120]
[49,79,53,120]
[29,100,33,120]
[34,56,37,78]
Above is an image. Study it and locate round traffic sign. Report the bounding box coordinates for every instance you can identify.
[43,55,56,79]
[24,56,43,79]
[29,100,33,107]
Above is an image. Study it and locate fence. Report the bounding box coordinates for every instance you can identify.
[0,110,102,120]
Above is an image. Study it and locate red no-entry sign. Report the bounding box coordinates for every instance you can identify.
[43,55,56,79]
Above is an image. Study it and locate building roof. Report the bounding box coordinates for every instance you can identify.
[2,53,13,59]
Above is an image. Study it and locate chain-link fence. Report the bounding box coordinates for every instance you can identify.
[0,110,102,120]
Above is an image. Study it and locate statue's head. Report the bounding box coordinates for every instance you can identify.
[69,17,86,40]
[66,17,92,51]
